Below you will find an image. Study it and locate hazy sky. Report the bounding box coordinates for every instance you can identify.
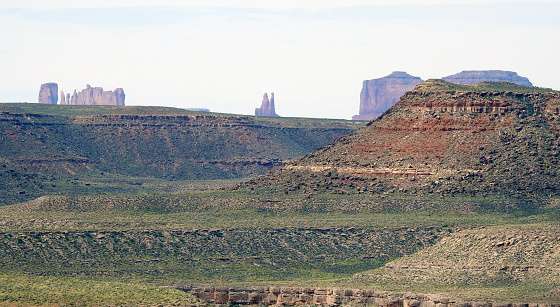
[1,1,559,119]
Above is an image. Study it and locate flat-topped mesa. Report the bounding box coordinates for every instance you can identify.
[442,70,532,86]
[255,92,279,117]
[38,83,58,104]
[397,79,559,114]
[67,84,125,106]
[241,80,560,200]
[353,71,423,121]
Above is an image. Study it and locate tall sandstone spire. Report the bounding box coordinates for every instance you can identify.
[71,90,78,105]
[60,91,66,105]
[255,92,279,117]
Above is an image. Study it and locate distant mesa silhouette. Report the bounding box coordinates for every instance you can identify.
[39,83,125,106]
[353,70,533,121]
[442,70,532,86]
[255,92,279,117]
[185,108,210,112]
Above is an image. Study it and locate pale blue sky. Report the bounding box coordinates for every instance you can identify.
[1,1,559,119]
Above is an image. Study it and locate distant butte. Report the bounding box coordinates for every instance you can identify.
[38,83,59,104]
[353,71,423,121]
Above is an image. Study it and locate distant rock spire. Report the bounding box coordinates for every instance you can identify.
[71,90,78,105]
[60,91,66,105]
[255,92,279,117]
[64,85,125,106]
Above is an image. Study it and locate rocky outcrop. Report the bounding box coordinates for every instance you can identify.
[38,83,58,104]
[180,285,560,307]
[442,70,532,86]
[353,72,423,121]
[255,92,279,117]
[181,286,455,307]
[65,84,125,106]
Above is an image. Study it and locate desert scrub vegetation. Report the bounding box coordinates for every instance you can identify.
[0,226,445,283]
[351,224,560,303]
[0,274,208,306]
[0,193,556,232]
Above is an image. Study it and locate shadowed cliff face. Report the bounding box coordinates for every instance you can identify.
[243,80,560,199]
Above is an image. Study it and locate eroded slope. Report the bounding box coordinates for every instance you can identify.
[0,104,362,205]
[241,80,560,201]
[354,224,560,302]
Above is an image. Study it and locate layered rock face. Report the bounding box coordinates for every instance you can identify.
[245,80,560,200]
[65,84,125,106]
[182,286,456,307]
[255,92,279,117]
[38,83,58,104]
[443,70,532,86]
[181,285,557,307]
[353,72,423,121]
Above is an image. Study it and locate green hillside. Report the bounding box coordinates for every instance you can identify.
[3,81,560,305]
[0,103,362,205]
